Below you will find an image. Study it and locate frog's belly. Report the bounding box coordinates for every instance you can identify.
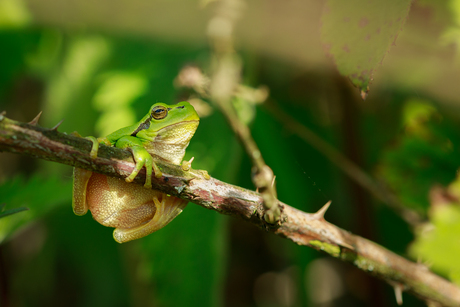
[86,173,160,229]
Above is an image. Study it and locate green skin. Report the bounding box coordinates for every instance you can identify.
[88,101,201,188]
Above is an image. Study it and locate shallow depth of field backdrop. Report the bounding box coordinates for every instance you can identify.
[1,0,460,306]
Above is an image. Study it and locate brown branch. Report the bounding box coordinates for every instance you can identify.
[1,114,460,306]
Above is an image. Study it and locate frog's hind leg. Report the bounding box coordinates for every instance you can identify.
[113,194,188,243]
[72,134,101,216]
[72,168,93,216]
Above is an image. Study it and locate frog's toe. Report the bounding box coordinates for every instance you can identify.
[144,176,152,189]
[97,137,111,146]
[112,194,188,243]
[84,136,99,159]
[181,157,194,171]
[202,170,211,180]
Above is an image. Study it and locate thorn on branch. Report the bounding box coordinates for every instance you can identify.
[313,201,332,220]
[29,111,43,126]
[51,119,64,131]
[392,282,405,306]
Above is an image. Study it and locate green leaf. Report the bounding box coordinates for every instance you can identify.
[0,175,71,243]
[0,0,31,28]
[321,0,412,96]
[93,71,148,136]
[410,204,460,285]
[0,204,29,219]
[377,99,460,214]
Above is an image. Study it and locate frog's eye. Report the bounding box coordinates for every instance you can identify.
[151,106,168,120]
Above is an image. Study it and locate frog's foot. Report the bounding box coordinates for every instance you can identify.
[71,131,82,138]
[113,194,188,243]
[181,157,211,180]
[71,132,104,159]
[86,137,113,159]
[126,145,162,189]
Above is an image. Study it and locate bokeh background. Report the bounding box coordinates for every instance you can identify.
[1,0,460,306]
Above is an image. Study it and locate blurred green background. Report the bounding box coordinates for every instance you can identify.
[1,0,460,306]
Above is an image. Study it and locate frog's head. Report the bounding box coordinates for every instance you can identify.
[135,101,200,164]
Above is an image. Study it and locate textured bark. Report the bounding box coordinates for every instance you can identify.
[1,113,460,306]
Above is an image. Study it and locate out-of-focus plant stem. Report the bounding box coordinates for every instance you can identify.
[206,0,280,223]
[264,100,423,227]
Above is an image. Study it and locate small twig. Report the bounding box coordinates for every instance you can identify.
[1,114,460,306]
[206,0,280,223]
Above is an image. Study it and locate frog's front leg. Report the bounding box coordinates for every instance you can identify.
[115,136,162,188]
[113,194,187,243]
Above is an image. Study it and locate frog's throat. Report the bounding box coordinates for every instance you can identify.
[143,120,199,164]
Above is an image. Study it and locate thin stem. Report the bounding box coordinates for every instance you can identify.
[207,0,280,223]
[264,100,423,227]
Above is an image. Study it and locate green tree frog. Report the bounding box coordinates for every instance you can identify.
[72,101,202,243]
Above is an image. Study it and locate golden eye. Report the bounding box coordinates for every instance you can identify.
[151,106,168,120]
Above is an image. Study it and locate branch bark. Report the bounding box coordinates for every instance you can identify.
[1,113,459,306]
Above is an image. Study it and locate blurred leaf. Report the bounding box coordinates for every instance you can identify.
[232,96,257,125]
[0,203,28,218]
[26,30,63,73]
[440,0,460,62]
[93,71,147,135]
[450,0,460,25]
[377,99,460,214]
[321,0,411,95]
[402,100,437,132]
[0,175,71,243]
[0,0,31,28]
[41,35,111,133]
[93,72,148,110]
[410,202,460,285]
